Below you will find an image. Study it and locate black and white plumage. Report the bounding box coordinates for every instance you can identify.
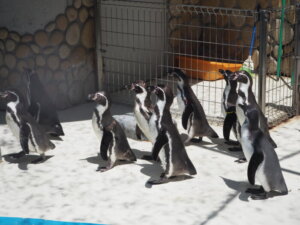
[229,70,277,148]
[89,91,136,172]
[24,68,64,137]
[0,90,55,162]
[148,85,197,184]
[169,68,218,143]
[240,104,287,199]
[219,69,239,142]
[128,81,154,142]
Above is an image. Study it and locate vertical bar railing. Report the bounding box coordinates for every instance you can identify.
[95,0,104,91]
[258,9,268,114]
[294,4,300,115]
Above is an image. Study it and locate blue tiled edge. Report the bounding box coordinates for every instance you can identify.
[0,217,105,225]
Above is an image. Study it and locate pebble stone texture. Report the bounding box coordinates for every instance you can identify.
[168,0,296,76]
[0,0,97,110]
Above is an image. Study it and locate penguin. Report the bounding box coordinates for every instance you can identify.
[0,90,55,162]
[88,91,136,172]
[127,80,154,143]
[229,70,277,148]
[219,69,238,142]
[148,85,197,184]
[169,68,218,143]
[24,68,64,138]
[239,104,288,199]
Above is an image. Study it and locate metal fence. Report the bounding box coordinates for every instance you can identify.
[97,0,299,126]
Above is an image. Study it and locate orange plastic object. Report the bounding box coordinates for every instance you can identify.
[177,56,242,81]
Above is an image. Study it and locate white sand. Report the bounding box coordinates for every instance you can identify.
[0,103,300,225]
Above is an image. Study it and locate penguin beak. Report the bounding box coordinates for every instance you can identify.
[229,72,239,81]
[146,85,155,93]
[0,91,8,99]
[87,93,97,101]
[123,84,131,90]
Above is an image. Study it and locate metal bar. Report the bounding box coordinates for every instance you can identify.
[258,10,268,113]
[95,0,104,90]
[294,4,300,115]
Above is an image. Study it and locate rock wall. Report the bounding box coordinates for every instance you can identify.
[0,0,97,110]
[168,0,297,76]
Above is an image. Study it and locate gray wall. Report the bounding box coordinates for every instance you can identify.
[0,0,71,34]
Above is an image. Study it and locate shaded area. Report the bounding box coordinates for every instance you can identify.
[3,154,53,170]
[0,102,133,125]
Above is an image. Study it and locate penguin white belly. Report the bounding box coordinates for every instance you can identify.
[222,86,230,116]
[255,161,271,192]
[176,92,186,114]
[236,104,246,126]
[240,127,254,161]
[6,113,20,139]
[165,132,173,177]
[109,132,117,164]
[134,106,153,142]
[92,113,103,141]
[148,113,166,169]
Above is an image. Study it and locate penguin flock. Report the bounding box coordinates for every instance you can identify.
[0,67,288,200]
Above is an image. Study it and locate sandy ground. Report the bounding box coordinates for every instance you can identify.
[0,103,300,225]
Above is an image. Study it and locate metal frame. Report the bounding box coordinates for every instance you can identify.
[95,0,298,126]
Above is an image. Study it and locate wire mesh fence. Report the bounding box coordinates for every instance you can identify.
[98,0,298,126]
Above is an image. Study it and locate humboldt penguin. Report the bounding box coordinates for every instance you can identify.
[148,85,197,184]
[240,104,287,199]
[229,70,277,148]
[89,91,136,172]
[0,90,55,162]
[169,68,218,143]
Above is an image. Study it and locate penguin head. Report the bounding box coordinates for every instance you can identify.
[153,85,174,108]
[230,71,253,87]
[0,90,19,103]
[88,91,110,108]
[168,68,188,86]
[130,80,149,95]
[219,69,233,84]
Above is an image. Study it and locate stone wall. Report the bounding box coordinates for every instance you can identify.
[168,0,297,76]
[0,0,97,110]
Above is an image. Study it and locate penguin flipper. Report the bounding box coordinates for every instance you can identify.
[100,130,113,161]
[20,122,30,154]
[247,151,264,185]
[223,112,237,141]
[152,130,168,161]
[135,125,143,140]
[182,104,193,130]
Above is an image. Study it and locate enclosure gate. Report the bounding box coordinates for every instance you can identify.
[97,0,299,126]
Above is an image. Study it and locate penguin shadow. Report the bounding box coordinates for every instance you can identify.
[3,154,53,170]
[181,133,244,160]
[221,177,288,201]
[221,177,252,202]
[133,149,193,188]
[84,151,137,171]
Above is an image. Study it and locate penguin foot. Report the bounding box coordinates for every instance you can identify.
[225,140,240,146]
[245,186,265,194]
[250,192,268,200]
[141,155,154,161]
[190,137,203,143]
[234,157,247,163]
[228,147,242,152]
[96,166,112,172]
[147,177,169,185]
